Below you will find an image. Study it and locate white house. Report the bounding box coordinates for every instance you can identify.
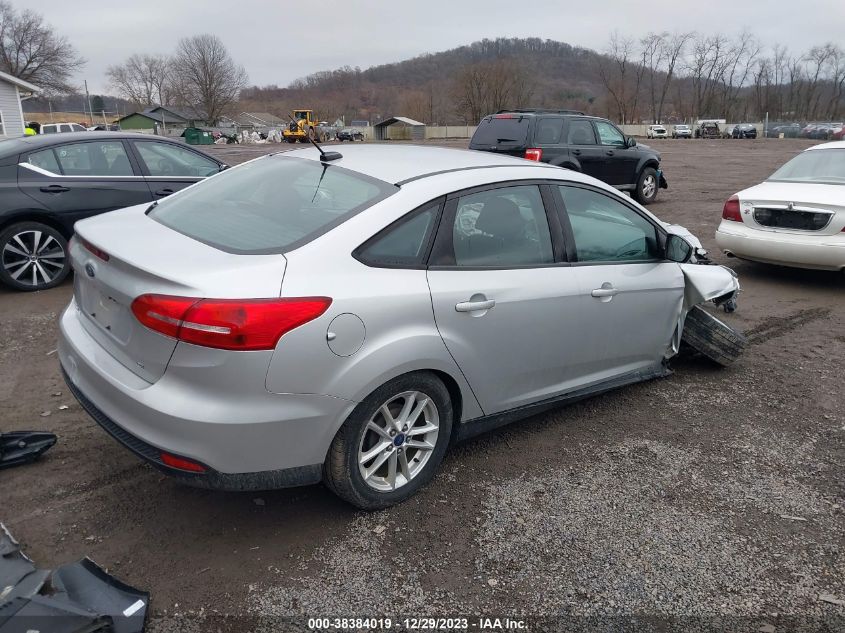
[0,70,40,138]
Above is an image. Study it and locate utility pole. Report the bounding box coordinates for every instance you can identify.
[84,80,94,126]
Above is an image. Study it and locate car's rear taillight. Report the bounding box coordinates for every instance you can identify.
[722,195,742,222]
[131,294,332,351]
[524,148,543,161]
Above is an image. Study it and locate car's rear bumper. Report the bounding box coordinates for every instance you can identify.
[716,223,845,271]
[58,299,356,485]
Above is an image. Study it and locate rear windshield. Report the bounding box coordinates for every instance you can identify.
[769,149,845,184]
[149,155,396,254]
[471,116,530,148]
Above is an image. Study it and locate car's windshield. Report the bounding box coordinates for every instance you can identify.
[768,149,845,184]
[149,156,397,253]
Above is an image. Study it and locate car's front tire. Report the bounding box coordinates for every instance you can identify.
[0,221,70,292]
[634,167,659,205]
[323,372,453,510]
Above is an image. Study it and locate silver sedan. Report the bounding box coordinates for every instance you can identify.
[59,145,740,509]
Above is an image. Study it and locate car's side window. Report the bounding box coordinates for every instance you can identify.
[134,141,220,177]
[59,124,73,133]
[355,202,440,267]
[42,125,57,134]
[534,118,564,145]
[450,185,554,267]
[27,149,62,174]
[53,141,134,176]
[71,124,87,132]
[567,119,597,145]
[559,186,659,263]
[594,121,626,147]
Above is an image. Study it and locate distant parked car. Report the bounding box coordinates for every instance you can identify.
[716,141,845,271]
[336,128,364,142]
[0,132,227,291]
[732,124,758,139]
[40,122,88,134]
[721,125,736,139]
[646,125,668,139]
[766,123,801,138]
[672,124,692,139]
[696,122,721,139]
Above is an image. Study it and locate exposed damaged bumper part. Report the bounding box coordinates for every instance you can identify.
[0,432,57,470]
[0,524,148,633]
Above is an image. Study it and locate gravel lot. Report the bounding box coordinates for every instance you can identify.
[2,138,843,632]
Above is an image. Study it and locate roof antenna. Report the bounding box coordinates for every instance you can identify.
[287,114,342,162]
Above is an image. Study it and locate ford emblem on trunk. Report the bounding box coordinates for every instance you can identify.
[85,263,96,278]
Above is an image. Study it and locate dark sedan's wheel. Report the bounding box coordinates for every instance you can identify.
[323,372,453,510]
[0,222,69,292]
[634,167,659,205]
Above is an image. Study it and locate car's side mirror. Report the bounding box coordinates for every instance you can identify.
[665,233,693,263]
[219,164,229,172]
[626,136,637,148]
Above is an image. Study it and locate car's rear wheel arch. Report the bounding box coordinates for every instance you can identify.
[1,211,71,240]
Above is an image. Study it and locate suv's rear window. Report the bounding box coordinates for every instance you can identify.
[471,116,530,148]
[149,156,396,254]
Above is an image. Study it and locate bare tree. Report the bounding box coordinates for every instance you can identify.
[170,34,247,123]
[596,32,636,123]
[107,54,172,106]
[0,1,84,94]
[656,31,693,122]
[452,59,533,124]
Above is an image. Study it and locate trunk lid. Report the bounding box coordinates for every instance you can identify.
[738,181,845,236]
[71,204,287,383]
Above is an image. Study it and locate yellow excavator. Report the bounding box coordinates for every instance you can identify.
[282,109,322,143]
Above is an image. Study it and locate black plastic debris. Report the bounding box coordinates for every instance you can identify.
[0,524,148,633]
[0,432,57,470]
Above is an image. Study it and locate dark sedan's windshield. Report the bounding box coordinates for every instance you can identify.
[769,149,845,184]
[149,156,397,253]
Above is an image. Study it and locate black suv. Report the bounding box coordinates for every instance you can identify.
[469,110,667,205]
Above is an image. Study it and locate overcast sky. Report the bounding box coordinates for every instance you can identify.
[22,0,845,94]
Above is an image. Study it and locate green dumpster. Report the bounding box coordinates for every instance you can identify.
[184,127,213,145]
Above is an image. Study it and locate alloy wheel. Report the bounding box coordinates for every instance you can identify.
[357,390,440,492]
[1,229,66,288]
[642,174,657,199]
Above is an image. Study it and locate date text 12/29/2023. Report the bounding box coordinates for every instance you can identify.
[307,617,528,630]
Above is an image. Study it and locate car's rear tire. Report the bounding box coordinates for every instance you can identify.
[682,305,747,367]
[634,166,659,204]
[323,372,453,510]
[0,221,70,292]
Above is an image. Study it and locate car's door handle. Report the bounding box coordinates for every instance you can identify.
[39,185,69,193]
[591,287,620,298]
[605,150,615,156]
[455,299,496,312]
[571,149,582,155]
[154,188,175,196]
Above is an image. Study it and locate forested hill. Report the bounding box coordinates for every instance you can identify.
[239,38,612,125]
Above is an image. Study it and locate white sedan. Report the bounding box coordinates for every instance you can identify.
[715,141,845,271]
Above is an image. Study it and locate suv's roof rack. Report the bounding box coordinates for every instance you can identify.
[494,109,586,115]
